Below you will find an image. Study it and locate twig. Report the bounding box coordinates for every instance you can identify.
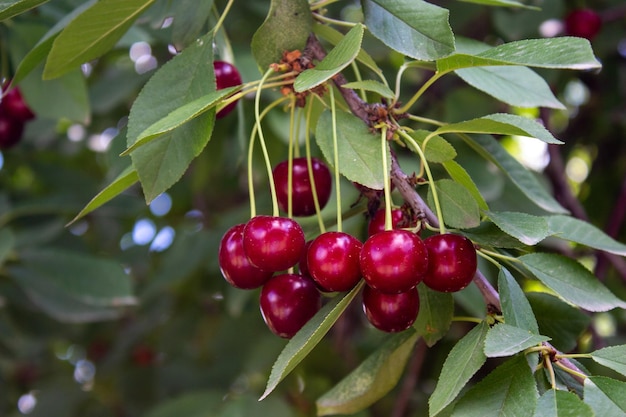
[391,339,427,417]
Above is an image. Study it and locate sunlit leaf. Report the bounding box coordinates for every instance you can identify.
[487,211,551,245]
[484,323,549,357]
[546,215,626,256]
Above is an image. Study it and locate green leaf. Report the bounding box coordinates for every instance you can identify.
[436,113,562,144]
[520,253,626,312]
[127,31,216,203]
[527,292,590,353]
[361,0,455,61]
[43,0,156,79]
[341,80,395,99]
[464,222,528,249]
[261,283,363,401]
[171,0,214,49]
[144,391,224,417]
[123,87,239,155]
[294,23,364,92]
[442,160,489,211]
[451,355,538,417]
[429,321,489,416]
[457,0,539,9]
[546,215,626,256]
[0,0,48,21]
[315,109,387,190]
[464,134,567,214]
[427,179,481,229]
[456,66,565,109]
[590,345,626,377]
[487,211,551,245]
[68,165,139,225]
[498,267,539,334]
[0,228,15,266]
[584,376,626,416]
[413,283,454,347]
[534,389,593,417]
[407,130,457,163]
[251,0,312,71]
[437,37,601,72]
[484,323,550,357]
[316,330,419,416]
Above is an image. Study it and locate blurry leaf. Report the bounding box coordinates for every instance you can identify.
[261,282,363,401]
[429,321,489,416]
[520,253,626,312]
[127,31,216,203]
[457,0,539,9]
[0,0,48,21]
[456,66,565,109]
[144,391,223,417]
[484,323,549,357]
[43,0,156,79]
[487,211,551,245]
[436,113,562,144]
[69,165,138,225]
[546,215,626,256]
[407,130,457,163]
[533,389,593,417]
[294,24,364,92]
[437,37,601,72]
[584,377,626,415]
[361,0,455,61]
[498,268,539,334]
[0,228,15,265]
[451,355,538,417]
[442,160,489,211]
[316,109,388,189]
[427,179,481,229]
[527,292,590,353]
[316,330,418,415]
[251,0,312,71]
[590,345,626,377]
[413,283,454,346]
[171,0,213,48]
[342,80,394,99]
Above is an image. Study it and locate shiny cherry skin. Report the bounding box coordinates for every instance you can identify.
[362,285,420,333]
[422,234,477,293]
[1,87,35,122]
[259,273,321,338]
[242,215,305,272]
[307,231,362,292]
[360,230,428,294]
[0,114,24,149]
[367,208,405,236]
[564,8,602,40]
[218,224,273,289]
[273,157,332,217]
[214,60,242,118]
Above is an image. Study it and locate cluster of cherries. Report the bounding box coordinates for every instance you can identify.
[0,85,35,149]
[218,155,478,338]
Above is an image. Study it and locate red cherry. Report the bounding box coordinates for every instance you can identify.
[362,285,420,333]
[273,157,332,217]
[367,208,405,236]
[131,344,156,367]
[1,87,35,122]
[307,231,362,292]
[0,113,24,149]
[564,8,602,40]
[360,230,428,294]
[259,273,321,338]
[422,234,477,293]
[242,215,305,272]
[218,224,273,289]
[214,60,242,118]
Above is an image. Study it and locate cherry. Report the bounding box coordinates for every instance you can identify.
[131,344,156,367]
[0,113,24,149]
[362,285,419,333]
[218,223,273,289]
[243,215,305,272]
[307,231,362,292]
[214,60,242,118]
[259,273,321,338]
[1,87,35,122]
[360,230,428,294]
[564,8,602,40]
[422,233,477,293]
[367,208,405,236]
[273,157,332,216]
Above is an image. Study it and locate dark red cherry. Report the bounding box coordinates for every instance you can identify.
[259,273,321,338]
[218,224,273,289]
[360,230,428,294]
[214,60,242,118]
[0,114,24,149]
[422,233,477,293]
[273,157,332,217]
[1,87,35,122]
[564,8,602,40]
[367,208,405,236]
[307,231,362,292]
[242,215,305,272]
[362,285,420,333]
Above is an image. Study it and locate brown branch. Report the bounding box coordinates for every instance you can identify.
[391,339,427,417]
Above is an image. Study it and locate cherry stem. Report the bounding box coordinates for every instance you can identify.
[287,96,297,219]
[329,87,343,232]
[553,361,588,383]
[395,71,446,115]
[304,100,327,234]
[212,0,235,35]
[380,126,393,231]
